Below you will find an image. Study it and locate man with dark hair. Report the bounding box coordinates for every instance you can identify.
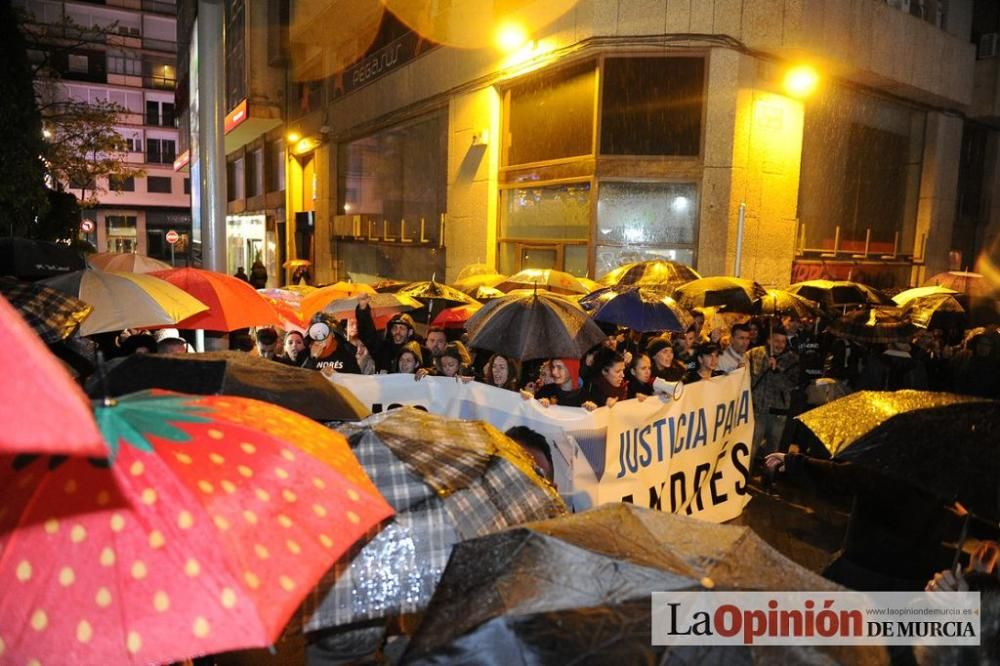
[254,327,279,360]
[355,293,425,372]
[505,426,555,485]
[748,326,799,465]
[719,322,751,373]
[425,327,448,362]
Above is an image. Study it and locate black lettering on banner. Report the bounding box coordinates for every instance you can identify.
[731,442,751,495]
[669,471,687,513]
[690,462,711,514]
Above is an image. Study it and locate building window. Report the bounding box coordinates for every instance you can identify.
[184,177,190,195]
[107,51,142,76]
[798,86,925,260]
[500,56,705,276]
[247,147,264,197]
[147,176,173,193]
[267,138,285,191]
[145,100,174,127]
[227,157,245,201]
[110,175,135,192]
[68,54,89,73]
[146,138,175,164]
[124,136,142,153]
[593,181,698,277]
[600,57,704,156]
[506,61,596,166]
[106,215,137,253]
[337,110,447,233]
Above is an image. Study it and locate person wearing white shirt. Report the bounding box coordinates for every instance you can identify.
[718,322,751,374]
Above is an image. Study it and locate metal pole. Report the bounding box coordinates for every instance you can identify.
[170,244,175,267]
[734,202,746,278]
[197,0,227,273]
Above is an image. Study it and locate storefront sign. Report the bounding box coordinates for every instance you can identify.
[333,31,435,99]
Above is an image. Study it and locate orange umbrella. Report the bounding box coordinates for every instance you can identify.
[431,303,482,330]
[0,295,104,456]
[301,282,376,320]
[151,268,280,331]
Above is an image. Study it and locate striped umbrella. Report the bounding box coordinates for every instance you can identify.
[87,253,172,273]
[40,270,208,336]
[151,268,280,332]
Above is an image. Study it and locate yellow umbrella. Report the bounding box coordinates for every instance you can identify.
[40,269,208,336]
[301,282,377,320]
[87,252,171,273]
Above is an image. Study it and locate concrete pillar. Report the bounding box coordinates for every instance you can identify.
[314,143,335,285]
[444,86,500,283]
[197,0,227,272]
[913,112,962,282]
[701,49,803,287]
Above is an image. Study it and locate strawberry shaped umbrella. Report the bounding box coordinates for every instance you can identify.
[0,390,393,665]
[0,294,104,456]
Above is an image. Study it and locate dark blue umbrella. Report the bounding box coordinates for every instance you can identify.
[593,287,693,333]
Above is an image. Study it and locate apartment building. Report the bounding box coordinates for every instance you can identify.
[17,0,191,264]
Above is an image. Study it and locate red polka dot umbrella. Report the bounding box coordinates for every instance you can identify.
[0,390,393,665]
[0,294,104,456]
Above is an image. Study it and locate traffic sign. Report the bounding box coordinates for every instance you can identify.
[80,219,95,233]
[165,230,180,245]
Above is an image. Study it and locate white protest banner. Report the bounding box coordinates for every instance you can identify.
[327,373,605,506]
[600,369,754,522]
[329,370,752,521]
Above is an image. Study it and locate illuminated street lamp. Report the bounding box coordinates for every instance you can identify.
[784,65,819,99]
[495,22,528,52]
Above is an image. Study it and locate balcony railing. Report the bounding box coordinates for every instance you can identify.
[143,75,176,90]
[141,0,177,16]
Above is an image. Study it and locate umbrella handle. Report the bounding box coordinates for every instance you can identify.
[951,513,971,571]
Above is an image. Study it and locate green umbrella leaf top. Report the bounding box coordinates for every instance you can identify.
[94,391,213,459]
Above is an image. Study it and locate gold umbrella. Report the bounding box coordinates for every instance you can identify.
[40,269,208,336]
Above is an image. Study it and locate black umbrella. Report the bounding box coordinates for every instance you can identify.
[598,259,701,289]
[750,288,824,319]
[86,351,370,421]
[0,238,85,280]
[673,277,766,312]
[405,504,886,664]
[465,291,607,361]
[828,306,915,344]
[788,280,892,313]
[797,391,1000,520]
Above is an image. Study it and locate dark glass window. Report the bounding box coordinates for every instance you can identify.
[600,57,705,156]
[506,62,596,166]
[184,177,191,194]
[162,102,175,127]
[146,100,159,126]
[110,176,135,192]
[147,176,173,193]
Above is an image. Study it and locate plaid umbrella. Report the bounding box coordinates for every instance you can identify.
[301,408,565,633]
[0,276,93,344]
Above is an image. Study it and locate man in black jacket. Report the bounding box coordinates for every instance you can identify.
[355,293,426,372]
